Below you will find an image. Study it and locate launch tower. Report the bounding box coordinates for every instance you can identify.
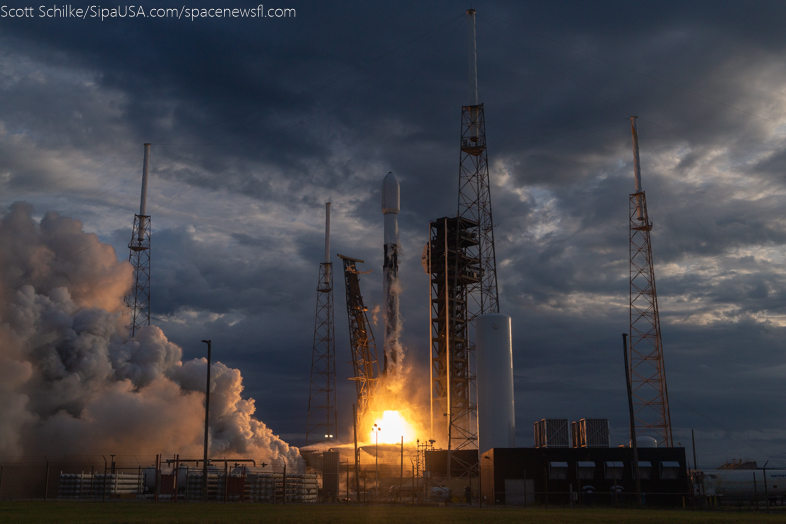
[428,217,480,450]
[628,117,673,447]
[339,254,380,415]
[429,8,499,455]
[306,203,337,445]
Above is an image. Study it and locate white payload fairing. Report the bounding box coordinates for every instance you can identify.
[382,172,400,374]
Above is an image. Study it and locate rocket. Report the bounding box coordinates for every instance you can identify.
[382,172,400,374]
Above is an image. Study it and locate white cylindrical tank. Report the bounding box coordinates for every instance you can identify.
[637,436,658,448]
[477,313,515,453]
[704,470,786,497]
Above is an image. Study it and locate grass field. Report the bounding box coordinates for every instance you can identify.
[0,502,785,524]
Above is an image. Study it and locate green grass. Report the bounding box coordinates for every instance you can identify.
[0,502,784,524]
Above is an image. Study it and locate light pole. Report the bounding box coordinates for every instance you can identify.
[373,423,381,499]
[201,339,212,501]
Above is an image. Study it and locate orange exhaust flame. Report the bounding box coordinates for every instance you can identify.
[368,410,417,445]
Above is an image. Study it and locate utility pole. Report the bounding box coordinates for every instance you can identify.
[353,404,360,501]
[400,435,404,503]
[201,339,212,501]
[622,333,642,505]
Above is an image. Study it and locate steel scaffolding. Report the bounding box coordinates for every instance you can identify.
[458,103,499,317]
[429,217,480,453]
[427,9,499,458]
[339,255,379,416]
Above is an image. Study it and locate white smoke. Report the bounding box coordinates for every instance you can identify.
[0,203,302,468]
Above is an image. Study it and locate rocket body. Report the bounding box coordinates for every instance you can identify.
[382,172,400,374]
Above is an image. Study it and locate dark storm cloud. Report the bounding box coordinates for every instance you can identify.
[2,0,786,465]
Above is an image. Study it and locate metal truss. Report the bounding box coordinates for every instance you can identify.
[629,192,673,447]
[458,103,499,317]
[126,214,150,338]
[306,261,337,445]
[428,103,498,456]
[429,217,480,453]
[339,255,379,416]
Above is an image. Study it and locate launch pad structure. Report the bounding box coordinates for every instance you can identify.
[126,143,152,338]
[429,8,500,461]
[339,254,380,416]
[306,203,337,445]
[428,217,480,453]
[628,117,673,447]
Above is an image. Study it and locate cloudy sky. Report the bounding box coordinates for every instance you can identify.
[2,0,785,467]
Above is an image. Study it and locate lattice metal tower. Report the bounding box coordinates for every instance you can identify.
[428,217,480,451]
[306,203,337,445]
[458,10,499,317]
[429,8,500,454]
[126,143,152,338]
[339,254,380,416]
[628,116,673,447]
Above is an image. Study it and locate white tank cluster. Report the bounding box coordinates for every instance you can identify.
[700,469,786,497]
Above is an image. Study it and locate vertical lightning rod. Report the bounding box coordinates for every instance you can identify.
[630,117,643,219]
[630,117,642,192]
[138,143,151,240]
[467,9,478,106]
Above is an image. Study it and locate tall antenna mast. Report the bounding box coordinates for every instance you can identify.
[126,143,152,338]
[628,117,673,446]
[306,203,337,444]
[467,8,478,106]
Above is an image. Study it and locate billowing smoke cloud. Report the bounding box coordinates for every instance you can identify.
[0,202,302,468]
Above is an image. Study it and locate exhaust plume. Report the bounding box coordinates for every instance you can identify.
[0,202,302,468]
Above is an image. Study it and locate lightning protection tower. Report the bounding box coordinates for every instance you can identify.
[459,8,499,317]
[306,203,337,445]
[628,117,673,447]
[338,254,380,416]
[126,143,152,338]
